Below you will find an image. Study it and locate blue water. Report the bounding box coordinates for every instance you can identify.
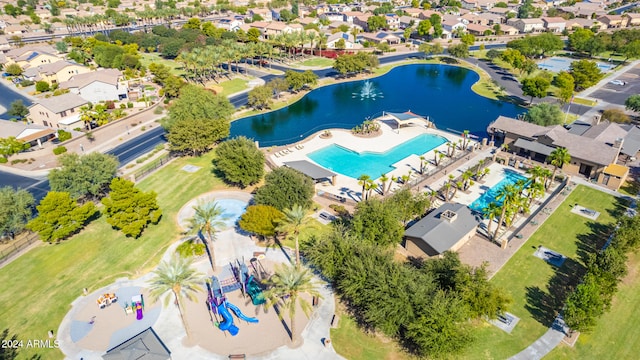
[538,57,613,73]
[231,64,524,146]
[469,170,529,213]
[308,133,447,179]
[216,199,248,228]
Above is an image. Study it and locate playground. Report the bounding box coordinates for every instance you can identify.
[57,190,334,359]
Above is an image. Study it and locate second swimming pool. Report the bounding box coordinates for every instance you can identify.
[307,133,447,179]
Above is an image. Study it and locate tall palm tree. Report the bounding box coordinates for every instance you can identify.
[276,204,310,268]
[264,263,322,345]
[187,200,226,272]
[483,201,501,239]
[547,147,571,189]
[494,184,518,241]
[358,174,371,200]
[527,181,545,207]
[419,155,427,174]
[148,255,204,340]
[379,173,389,195]
[461,129,470,150]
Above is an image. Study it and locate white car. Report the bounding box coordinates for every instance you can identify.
[609,80,626,86]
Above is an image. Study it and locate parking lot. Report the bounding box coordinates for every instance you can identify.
[590,63,640,106]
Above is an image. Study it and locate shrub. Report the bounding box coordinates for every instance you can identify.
[20,80,34,87]
[153,106,164,114]
[0,158,7,163]
[10,159,28,165]
[119,103,126,109]
[105,101,115,109]
[176,239,206,258]
[53,146,67,155]
[127,102,133,108]
[329,204,350,217]
[52,88,70,96]
[35,81,51,92]
[57,129,72,142]
[601,108,630,123]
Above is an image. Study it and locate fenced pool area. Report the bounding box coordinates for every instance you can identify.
[537,56,615,73]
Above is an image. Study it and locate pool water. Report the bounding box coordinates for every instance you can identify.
[216,199,248,228]
[307,133,447,179]
[537,56,613,73]
[469,170,529,213]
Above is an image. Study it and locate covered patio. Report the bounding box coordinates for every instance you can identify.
[284,160,338,185]
[376,111,433,129]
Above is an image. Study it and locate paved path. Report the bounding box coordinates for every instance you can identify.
[509,316,569,360]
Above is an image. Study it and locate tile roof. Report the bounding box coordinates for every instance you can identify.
[31,93,88,114]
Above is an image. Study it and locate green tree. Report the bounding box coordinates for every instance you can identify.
[546,147,570,189]
[214,136,265,187]
[554,71,575,103]
[0,328,20,359]
[460,33,475,46]
[568,28,594,53]
[162,84,233,132]
[0,137,30,159]
[367,15,386,32]
[351,198,404,246]
[264,263,322,345]
[248,85,272,109]
[0,187,34,239]
[521,77,550,104]
[239,205,284,241]
[601,108,630,123]
[48,152,118,200]
[487,50,502,61]
[501,48,525,69]
[7,100,29,119]
[55,41,68,53]
[182,17,201,30]
[526,103,564,126]
[419,42,443,58]
[187,200,225,271]
[26,192,97,243]
[148,255,204,339]
[417,20,432,37]
[570,60,603,91]
[254,167,315,211]
[167,118,223,156]
[35,81,50,92]
[447,43,469,58]
[276,204,310,268]
[564,273,604,332]
[625,94,640,112]
[101,178,162,238]
[622,40,640,62]
[247,28,261,42]
[4,63,23,76]
[494,184,518,240]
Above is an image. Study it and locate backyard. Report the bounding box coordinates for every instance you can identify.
[0,153,227,359]
[459,185,621,359]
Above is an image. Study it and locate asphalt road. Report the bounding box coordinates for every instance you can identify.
[589,64,640,106]
[105,125,167,166]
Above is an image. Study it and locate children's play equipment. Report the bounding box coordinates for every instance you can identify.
[96,293,118,308]
[123,294,145,320]
[208,276,258,336]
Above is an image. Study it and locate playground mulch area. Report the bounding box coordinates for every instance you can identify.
[184,259,312,356]
[73,287,161,351]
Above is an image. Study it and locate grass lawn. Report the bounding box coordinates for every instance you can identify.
[0,153,228,359]
[297,57,335,68]
[140,53,185,77]
[572,97,597,106]
[458,185,621,359]
[217,78,249,97]
[331,307,411,360]
[547,251,640,359]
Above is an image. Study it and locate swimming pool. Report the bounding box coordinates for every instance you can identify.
[537,56,613,73]
[307,133,447,179]
[469,170,529,213]
[216,199,248,228]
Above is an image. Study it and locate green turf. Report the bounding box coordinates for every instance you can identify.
[217,78,249,97]
[572,97,597,106]
[297,57,335,68]
[140,52,185,77]
[458,185,620,359]
[0,152,227,359]
[546,252,640,359]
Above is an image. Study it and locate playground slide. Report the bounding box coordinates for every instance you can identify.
[246,276,266,305]
[136,305,143,320]
[216,303,239,336]
[226,302,259,323]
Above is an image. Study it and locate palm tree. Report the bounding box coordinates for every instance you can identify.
[475,159,486,179]
[547,147,571,189]
[379,173,389,195]
[527,181,545,207]
[358,174,371,200]
[461,129,470,151]
[187,200,226,272]
[494,184,518,241]
[276,205,310,268]
[419,155,427,174]
[462,169,473,191]
[483,202,501,239]
[148,255,204,340]
[264,263,322,345]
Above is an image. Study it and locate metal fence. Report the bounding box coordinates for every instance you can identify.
[132,153,175,182]
[0,232,39,266]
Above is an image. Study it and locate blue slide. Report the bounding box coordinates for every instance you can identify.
[227,302,259,323]
[216,303,239,336]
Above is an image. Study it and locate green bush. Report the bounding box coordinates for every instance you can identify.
[120,103,126,109]
[57,130,72,142]
[176,239,206,258]
[53,146,67,155]
[329,204,350,218]
[20,80,34,87]
[127,102,134,108]
[35,81,51,92]
[10,159,28,165]
[153,106,164,114]
[0,158,7,163]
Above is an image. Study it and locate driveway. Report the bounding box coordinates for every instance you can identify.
[589,63,640,106]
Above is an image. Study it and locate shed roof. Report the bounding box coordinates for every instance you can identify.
[404,203,481,255]
[284,161,336,180]
[31,93,87,114]
[512,138,554,156]
[103,327,170,360]
[603,163,628,178]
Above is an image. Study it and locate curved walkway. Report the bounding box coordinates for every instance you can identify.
[509,316,569,360]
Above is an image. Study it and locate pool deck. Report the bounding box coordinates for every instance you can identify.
[269,123,465,201]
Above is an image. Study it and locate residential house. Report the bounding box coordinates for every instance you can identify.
[466,23,493,36]
[627,13,640,27]
[28,93,89,130]
[442,15,467,34]
[59,68,128,103]
[5,45,60,68]
[0,35,9,52]
[3,24,29,35]
[560,3,606,18]
[320,12,345,22]
[399,15,418,29]
[507,18,545,33]
[541,17,566,33]
[488,7,516,16]
[565,18,606,30]
[271,7,291,21]
[248,8,272,21]
[597,164,629,191]
[298,17,319,27]
[488,116,620,179]
[326,32,359,49]
[418,10,441,20]
[404,8,424,18]
[404,203,481,257]
[462,13,489,26]
[385,13,400,30]
[461,0,496,10]
[499,24,520,35]
[478,13,505,25]
[215,17,243,31]
[360,31,401,44]
[597,14,628,28]
[353,15,372,31]
[342,11,365,23]
[22,60,90,84]
[328,4,351,13]
[0,121,56,149]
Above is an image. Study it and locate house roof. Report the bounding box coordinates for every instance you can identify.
[488,116,547,138]
[622,125,640,156]
[581,121,628,145]
[31,93,88,114]
[60,68,122,89]
[603,163,628,178]
[27,60,84,76]
[283,161,336,180]
[0,121,53,140]
[103,328,170,360]
[513,138,554,156]
[404,203,481,255]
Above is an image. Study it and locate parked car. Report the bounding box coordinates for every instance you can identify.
[609,80,626,86]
